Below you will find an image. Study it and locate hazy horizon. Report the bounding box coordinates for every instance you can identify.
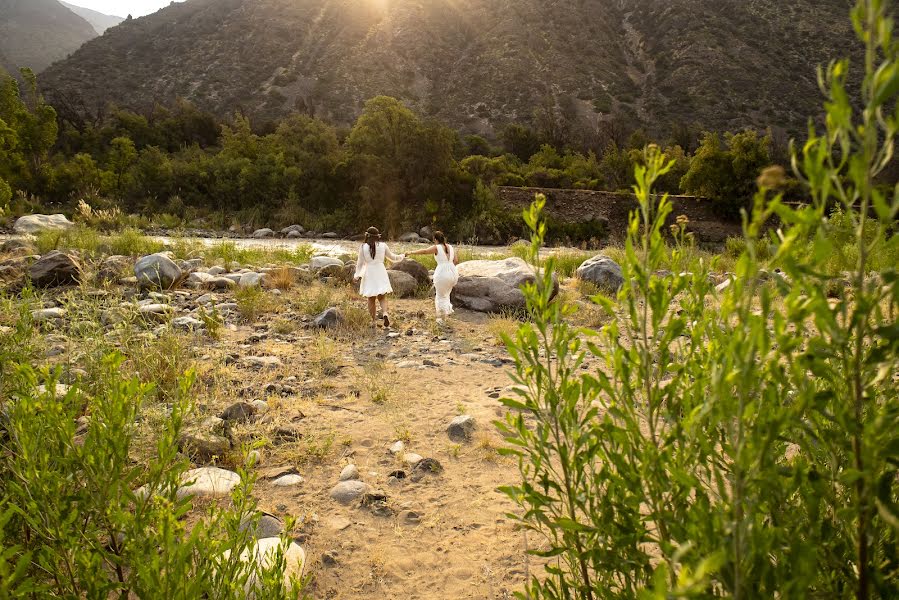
[65,0,186,18]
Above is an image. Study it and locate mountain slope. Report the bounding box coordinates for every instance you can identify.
[0,0,98,73]
[61,1,123,35]
[39,0,858,137]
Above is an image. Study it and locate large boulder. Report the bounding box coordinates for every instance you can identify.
[387,270,417,298]
[135,253,183,290]
[13,214,74,234]
[391,259,430,287]
[28,251,82,287]
[310,256,343,271]
[451,257,557,313]
[575,255,623,293]
[252,228,274,239]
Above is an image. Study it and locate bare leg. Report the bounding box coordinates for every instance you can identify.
[378,295,390,326]
[367,296,377,322]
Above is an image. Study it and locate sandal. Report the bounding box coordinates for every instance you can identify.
[382,314,391,328]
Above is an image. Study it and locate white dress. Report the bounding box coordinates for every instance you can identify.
[354,242,403,297]
[433,244,459,317]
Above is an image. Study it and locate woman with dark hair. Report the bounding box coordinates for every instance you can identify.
[353,226,405,327]
[406,230,459,321]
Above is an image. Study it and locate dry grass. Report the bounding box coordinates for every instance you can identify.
[268,266,296,291]
[486,315,520,346]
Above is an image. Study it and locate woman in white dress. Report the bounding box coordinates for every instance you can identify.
[354,227,405,327]
[406,231,459,321]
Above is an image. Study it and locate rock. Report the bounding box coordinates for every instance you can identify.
[388,441,405,455]
[339,464,360,481]
[239,513,284,540]
[273,424,303,442]
[281,225,305,235]
[28,251,82,287]
[36,383,71,396]
[391,259,430,287]
[13,214,74,234]
[575,255,624,293]
[208,276,237,290]
[138,304,172,321]
[272,474,305,487]
[240,356,283,369]
[310,256,343,271]
[447,415,476,443]
[252,228,275,238]
[225,538,305,590]
[31,307,66,322]
[135,253,182,290]
[172,316,203,330]
[452,257,557,313]
[1,239,34,255]
[419,226,434,239]
[387,270,417,298]
[398,232,420,243]
[330,480,371,505]
[312,307,342,329]
[410,458,444,481]
[322,232,339,239]
[178,429,231,463]
[322,551,339,566]
[221,402,256,423]
[317,263,344,279]
[177,467,241,498]
[286,230,303,239]
[402,453,424,467]
[98,255,133,282]
[238,272,268,288]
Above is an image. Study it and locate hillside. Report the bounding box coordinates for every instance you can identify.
[0,0,98,73]
[61,1,123,35]
[39,0,858,137]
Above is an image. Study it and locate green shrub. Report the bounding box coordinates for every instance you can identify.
[0,354,303,598]
[498,4,899,596]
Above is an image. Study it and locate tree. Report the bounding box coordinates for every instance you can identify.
[107,137,137,197]
[500,123,542,162]
[680,129,772,214]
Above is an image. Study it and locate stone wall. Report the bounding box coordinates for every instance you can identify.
[496,187,743,244]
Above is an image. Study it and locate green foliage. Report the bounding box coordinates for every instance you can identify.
[0,350,302,597]
[499,3,899,598]
[680,129,773,215]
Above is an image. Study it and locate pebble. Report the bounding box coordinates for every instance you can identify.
[388,440,405,455]
[176,467,241,499]
[31,307,66,322]
[239,513,284,539]
[272,474,305,487]
[402,453,424,467]
[339,464,360,481]
[329,480,371,505]
[447,415,477,443]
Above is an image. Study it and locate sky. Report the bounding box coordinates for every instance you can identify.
[65,0,186,18]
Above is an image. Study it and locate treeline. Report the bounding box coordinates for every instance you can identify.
[1,69,786,242]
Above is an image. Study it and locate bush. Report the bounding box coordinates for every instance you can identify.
[498,4,899,596]
[0,352,303,598]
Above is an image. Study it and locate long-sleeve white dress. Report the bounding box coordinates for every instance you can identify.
[433,243,458,317]
[354,242,404,297]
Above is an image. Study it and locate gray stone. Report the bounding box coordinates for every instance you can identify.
[221,402,256,423]
[419,226,434,239]
[399,232,420,243]
[239,513,284,540]
[240,356,283,369]
[272,474,305,487]
[388,441,405,455]
[172,316,203,330]
[13,214,74,234]
[313,307,342,329]
[339,464,360,481]
[322,232,339,239]
[391,259,430,287]
[329,480,371,505]
[452,257,557,313]
[311,256,343,271]
[387,270,417,298]
[98,255,133,282]
[135,253,182,290]
[207,266,226,276]
[286,230,303,239]
[576,255,624,293]
[177,467,241,498]
[178,429,231,463]
[447,415,476,442]
[28,251,82,287]
[31,307,66,322]
[252,228,275,238]
[225,538,305,589]
[402,453,424,467]
[238,272,267,288]
[280,225,305,235]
